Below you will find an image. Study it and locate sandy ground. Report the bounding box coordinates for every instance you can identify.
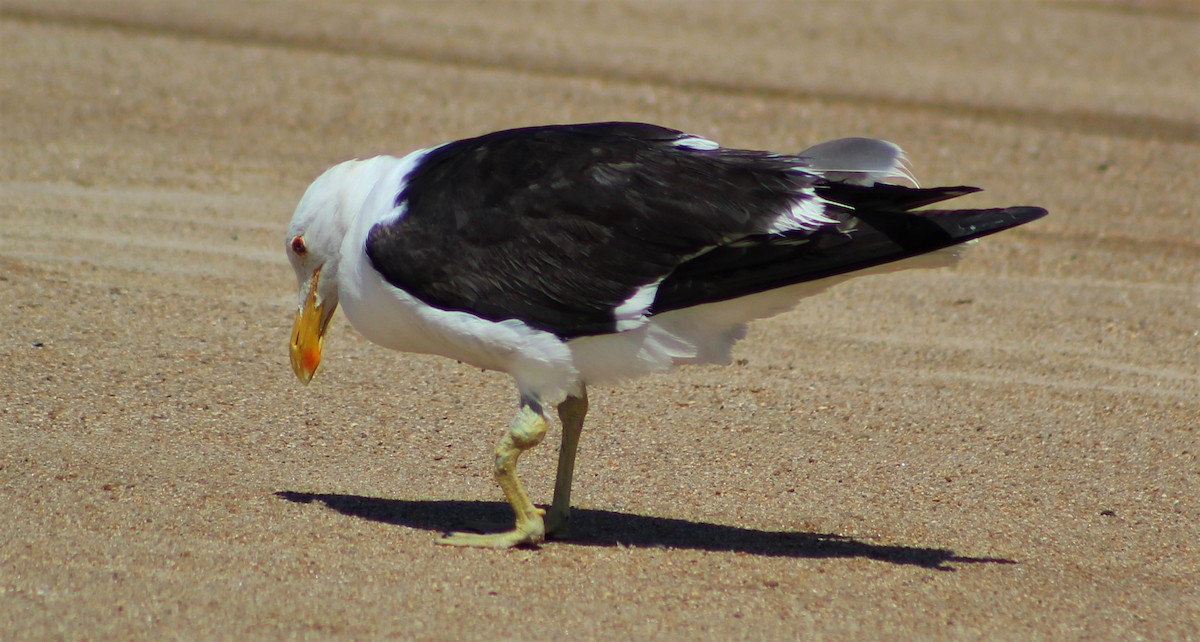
[1,1,1197,639]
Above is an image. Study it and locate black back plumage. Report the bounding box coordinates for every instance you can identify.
[366,123,825,336]
[364,122,1046,338]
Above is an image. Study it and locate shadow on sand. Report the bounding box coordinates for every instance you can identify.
[276,491,1014,571]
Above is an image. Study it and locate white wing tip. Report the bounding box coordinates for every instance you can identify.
[672,136,721,151]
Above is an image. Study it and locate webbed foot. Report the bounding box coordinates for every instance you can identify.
[437,508,546,548]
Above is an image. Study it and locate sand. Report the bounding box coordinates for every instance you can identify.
[1,1,1197,639]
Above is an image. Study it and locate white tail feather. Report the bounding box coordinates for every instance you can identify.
[798,137,920,187]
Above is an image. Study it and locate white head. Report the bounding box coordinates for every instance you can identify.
[285,158,393,383]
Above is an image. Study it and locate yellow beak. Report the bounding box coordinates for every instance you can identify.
[289,269,334,384]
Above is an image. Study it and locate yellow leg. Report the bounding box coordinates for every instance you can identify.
[438,402,549,548]
[545,387,587,537]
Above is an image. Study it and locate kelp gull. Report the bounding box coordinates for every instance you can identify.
[285,122,1046,548]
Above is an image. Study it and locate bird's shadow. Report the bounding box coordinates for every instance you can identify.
[275,491,1014,571]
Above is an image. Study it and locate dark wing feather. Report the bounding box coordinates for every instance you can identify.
[817,182,982,211]
[365,122,827,337]
[652,202,1047,313]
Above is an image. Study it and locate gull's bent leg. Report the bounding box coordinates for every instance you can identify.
[438,401,548,548]
[546,387,588,537]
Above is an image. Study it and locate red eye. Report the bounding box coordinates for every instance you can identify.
[291,236,307,255]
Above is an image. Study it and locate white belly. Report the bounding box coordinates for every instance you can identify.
[337,249,580,402]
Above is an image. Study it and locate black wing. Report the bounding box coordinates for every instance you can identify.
[365,122,828,337]
[652,181,1047,313]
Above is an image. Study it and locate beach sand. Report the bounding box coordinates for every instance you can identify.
[1,1,1197,639]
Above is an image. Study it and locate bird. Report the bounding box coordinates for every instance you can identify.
[285,121,1046,548]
